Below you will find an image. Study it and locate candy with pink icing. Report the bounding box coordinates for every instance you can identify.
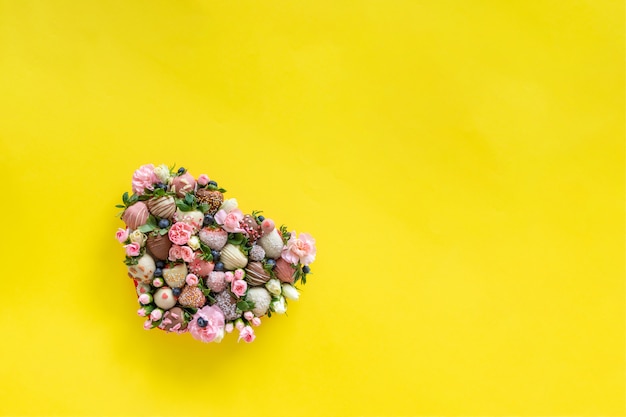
[154,287,177,310]
[127,254,156,284]
[159,307,188,333]
[171,172,196,198]
[173,209,204,231]
[136,282,151,296]
[206,271,226,292]
[122,202,149,230]
[274,258,295,284]
[188,257,214,277]
[199,227,228,250]
[261,219,275,234]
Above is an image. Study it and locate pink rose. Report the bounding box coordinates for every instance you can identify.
[251,317,261,327]
[137,308,147,317]
[281,232,317,266]
[150,309,163,321]
[138,294,152,305]
[225,322,234,333]
[168,221,194,245]
[224,271,234,283]
[189,305,225,343]
[214,209,245,233]
[124,242,141,257]
[169,245,183,262]
[238,326,256,343]
[197,174,210,186]
[180,246,195,263]
[186,273,199,286]
[231,279,247,297]
[143,320,153,330]
[132,164,158,195]
[116,228,129,243]
[234,269,244,280]
[243,311,254,321]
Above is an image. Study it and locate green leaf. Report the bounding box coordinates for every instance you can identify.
[184,193,195,205]
[175,200,191,211]
[199,203,210,214]
[236,301,251,311]
[123,256,139,266]
[115,204,125,209]
[138,224,154,233]
[122,192,129,205]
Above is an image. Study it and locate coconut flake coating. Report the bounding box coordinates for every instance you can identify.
[214,290,241,321]
[246,287,272,317]
[206,271,227,292]
[199,227,228,250]
[249,245,266,262]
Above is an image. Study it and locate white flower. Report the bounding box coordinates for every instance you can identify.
[271,296,287,314]
[154,164,171,183]
[129,230,147,247]
[281,284,299,301]
[265,278,281,296]
[188,236,200,250]
[219,198,238,213]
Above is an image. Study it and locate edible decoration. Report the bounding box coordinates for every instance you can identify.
[244,262,271,286]
[116,164,317,343]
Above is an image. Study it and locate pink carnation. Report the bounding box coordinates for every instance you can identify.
[132,164,158,195]
[281,232,316,266]
[231,279,247,297]
[188,306,225,343]
[124,242,141,257]
[238,326,256,343]
[214,208,245,234]
[168,221,194,245]
[116,228,129,243]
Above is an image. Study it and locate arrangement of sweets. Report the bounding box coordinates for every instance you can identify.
[115,164,316,343]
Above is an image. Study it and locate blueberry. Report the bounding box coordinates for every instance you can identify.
[197,317,207,328]
[177,167,186,175]
[257,215,265,222]
[154,268,163,277]
[156,261,165,268]
[302,265,311,274]
[214,262,224,271]
[265,259,276,269]
[155,183,167,190]
[158,219,170,228]
[208,180,217,187]
[211,250,220,262]
[172,288,181,297]
[203,214,214,226]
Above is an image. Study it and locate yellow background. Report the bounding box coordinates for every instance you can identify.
[0,1,623,416]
